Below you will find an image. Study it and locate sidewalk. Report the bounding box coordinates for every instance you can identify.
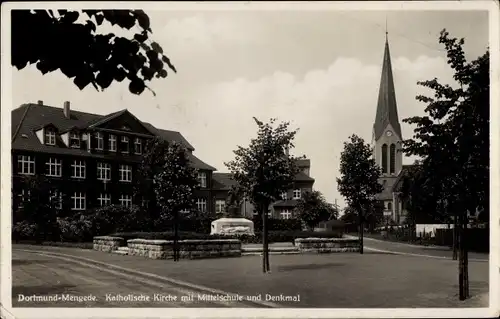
[345,235,489,261]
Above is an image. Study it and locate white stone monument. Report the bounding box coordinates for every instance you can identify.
[210,218,255,236]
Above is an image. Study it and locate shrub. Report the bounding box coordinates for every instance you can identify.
[12,220,38,241]
[57,214,93,242]
[252,217,302,231]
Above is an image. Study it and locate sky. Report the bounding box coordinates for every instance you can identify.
[11,7,489,208]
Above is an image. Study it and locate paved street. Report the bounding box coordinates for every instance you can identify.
[12,244,489,308]
[11,250,265,308]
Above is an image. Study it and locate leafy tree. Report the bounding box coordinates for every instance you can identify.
[225,117,302,273]
[402,29,489,300]
[13,176,60,243]
[135,137,171,230]
[337,134,384,254]
[153,141,199,261]
[12,10,176,95]
[295,190,333,230]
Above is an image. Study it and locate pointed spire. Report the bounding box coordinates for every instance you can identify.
[373,31,402,141]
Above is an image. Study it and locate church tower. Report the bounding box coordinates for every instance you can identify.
[372,32,403,213]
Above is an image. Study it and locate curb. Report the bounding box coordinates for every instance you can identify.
[16,249,280,308]
[364,247,488,262]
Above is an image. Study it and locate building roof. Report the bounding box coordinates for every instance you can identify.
[212,172,238,190]
[373,35,402,141]
[11,102,215,170]
[296,158,310,168]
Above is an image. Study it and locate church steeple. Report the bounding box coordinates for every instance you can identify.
[373,33,402,141]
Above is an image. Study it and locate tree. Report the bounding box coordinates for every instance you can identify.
[135,136,171,230]
[153,141,199,261]
[12,10,176,95]
[337,134,384,254]
[295,190,332,230]
[402,29,489,300]
[225,117,302,273]
[14,176,60,243]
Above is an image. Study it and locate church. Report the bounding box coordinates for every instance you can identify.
[371,33,412,225]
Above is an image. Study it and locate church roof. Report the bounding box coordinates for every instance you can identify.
[373,35,402,140]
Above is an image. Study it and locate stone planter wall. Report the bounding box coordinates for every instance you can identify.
[127,239,242,260]
[93,236,125,252]
[294,237,360,253]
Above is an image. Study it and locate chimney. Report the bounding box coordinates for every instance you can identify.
[63,101,70,119]
[37,100,43,105]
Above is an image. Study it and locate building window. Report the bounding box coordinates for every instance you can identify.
[18,155,35,175]
[293,189,301,200]
[71,192,86,210]
[389,144,396,174]
[280,191,287,201]
[215,199,226,214]
[119,164,132,182]
[71,160,86,179]
[381,144,388,174]
[50,190,62,209]
[70,132,80,148]
[45,129,56,145]
[109,134,117,152]
[119,194,132,207]
[120,136,129,153]
[280,209,292,220]
[18,189,31,208]
[196,198,207,212]
[98,193,112,207]
[46,158,62,177]
[387,202,392,211]
[198,172,207,188]
[95,132,104,150]
[134,138,142,154]
[97,162,111,181]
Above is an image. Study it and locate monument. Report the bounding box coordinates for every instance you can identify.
[210,217,255,236]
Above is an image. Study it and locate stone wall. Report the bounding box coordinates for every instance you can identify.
[127,239,242,260]
[294,238,360,253]
[93,236,125,252]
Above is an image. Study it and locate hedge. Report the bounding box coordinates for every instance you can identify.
[111,230,343,244]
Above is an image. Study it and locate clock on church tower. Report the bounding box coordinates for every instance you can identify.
[386,131,393,137]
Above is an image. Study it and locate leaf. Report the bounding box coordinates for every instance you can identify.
[162,55,177,73]
[61,11,79,24]
[129,78,145,95]
[134,10,151,32]
[151,41,163,54]
[133,32,148,43]
[73,73,93,90]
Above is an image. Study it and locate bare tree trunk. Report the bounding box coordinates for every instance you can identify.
[458,211,469,300]
[452,213,458,260]
[173,211,179,262]
[261,204,270,273]
[359,205,364,255]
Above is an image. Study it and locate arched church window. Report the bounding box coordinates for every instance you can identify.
[390,144,396,174]
[387,202,392,211]
[381,144,388,173]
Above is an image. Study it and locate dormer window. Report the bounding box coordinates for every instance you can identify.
[134,138,142,155]
[95,132,104,150]
[45,129,56,145]
[70,132,80,148]
[120,136,129,153]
